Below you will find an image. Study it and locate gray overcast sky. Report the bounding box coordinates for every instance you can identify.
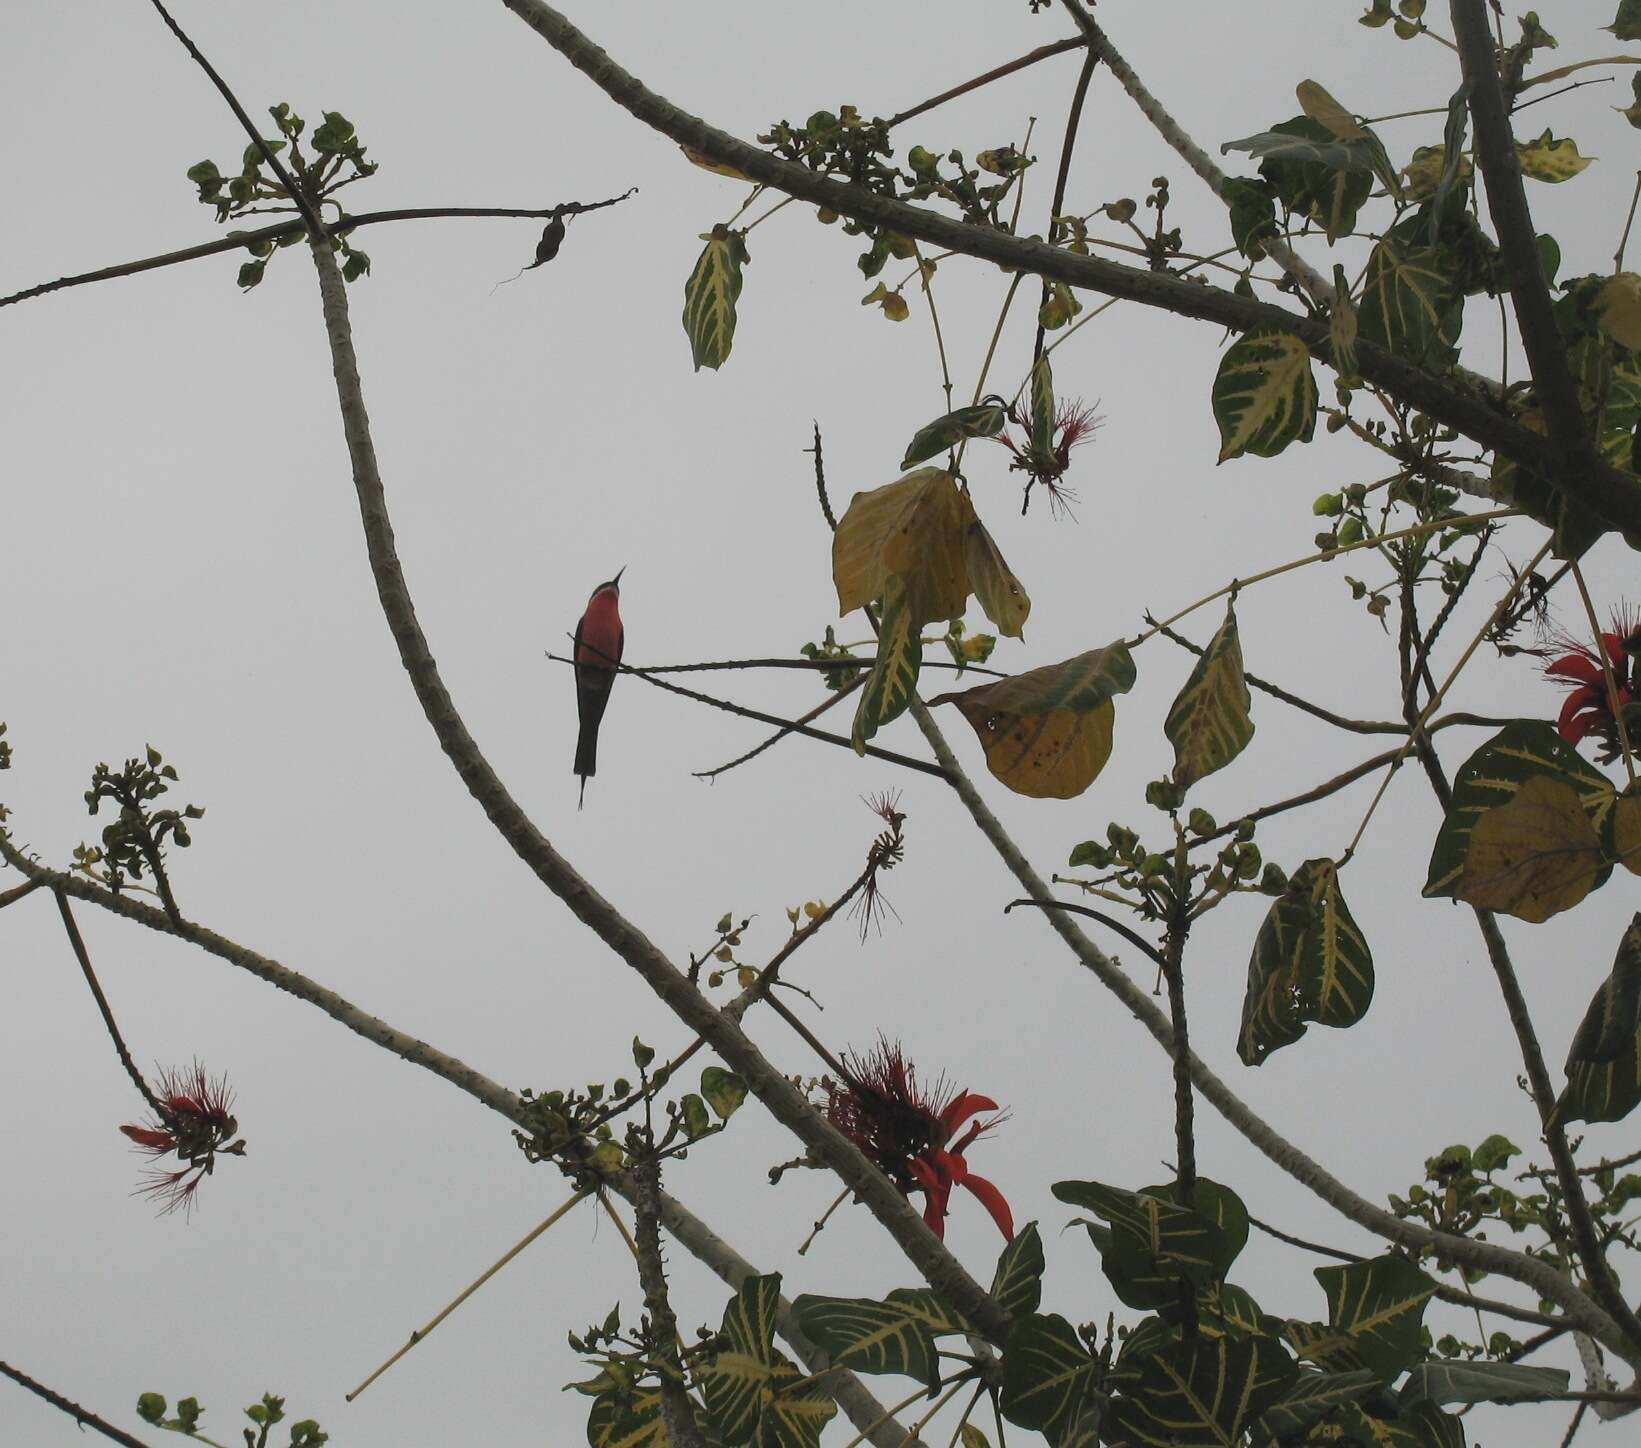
[3,3,1638,1445]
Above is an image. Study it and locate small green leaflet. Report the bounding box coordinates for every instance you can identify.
[1314,1253,1436,1382]
[1165,600,1254,792]
[851,576,923,751]
[683,223,750,371]
[1560,915,1641,1125]
[900,398,1007,470]
[1424,722,1618,900]
[700,1066,747,1120]
[1212,326,1317,462]
[999,1313,1099,1444]
[990,1221,1045,1320]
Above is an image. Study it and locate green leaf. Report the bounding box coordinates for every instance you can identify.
[999,1313,1098,1445]
[900,400,1007,470]
[1165,600,1254,791]
[680,1093,710,1137]
[1314,1253,1437,1381]
[929,641,1136,799]
[1222,126,1375,174]
[1516,129,1594,183]
[851,577,923,751]
[1103,1335,1297,1448]
[1611,1,1641,41]
[701,1066,747,1120]
[1254,1367,1378,1438]
[1399,1358,1570,1406]
[1471,1133,1520,1172]
[1054,1179,1234,1309]
[1429,82,1473,239]
[682,224,750,371]
[1621,72,1641,128]
[760,1361,837,1448]
[791,1294,939,1388]
[1029,355,1055,458]
[883,1286,970,1336]
[1222,177,1277,257]
[1238,858,1373,1064]
[1357,226,1465,367]
[1561,915,1641,1125]
[1425,722,1617,901]
[1244,117,1375,242]
[700,1274,783,1446]
[237,258,267,291]
[1211,326,1318,462]
[990,1221,1045,1319]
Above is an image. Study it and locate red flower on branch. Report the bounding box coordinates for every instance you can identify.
[120,1062,245,1215]
[1545,606,1640,763]
[824,1038,1013,1241]
[995,398,1101,518]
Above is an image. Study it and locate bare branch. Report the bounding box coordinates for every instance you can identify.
[0,1360,156,1448]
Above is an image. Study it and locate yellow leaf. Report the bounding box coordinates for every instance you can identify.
[962,516,1030,639]
[832,469,972,628]
[861,281,910,321]
[1297,80,1367,140]
[1455,774,1606,922]
[957,696,1115,799]
[1516,130,1594,183]
[804,900,826,919]
[680,144,754,182]
[737,966,758,988]
[960,1426,993,1448]
[1597,273,1641,351]
[1614,786,1641,877]
[1402,144,1470,199]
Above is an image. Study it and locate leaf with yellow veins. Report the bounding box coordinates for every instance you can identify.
[963,516,1030,639]
[1455,774,1607,922]
[930,642,1135,799]
[682,223,750,371]
[852,578,923,751]
[1165,600,1254,792]
[1596,273,1641,351]
[1212,327,1318,462]
[1516,130,1594,183]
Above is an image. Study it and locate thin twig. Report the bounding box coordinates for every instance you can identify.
[886,36,1090,129]
[0,878,43,910]
[0,1361,157,1448]
[799,1187,852,1256]
[55,888,166,1117]
[1616,172,1641,274]
[544,651,951,780]
[1003,899,1168,971]
[695,679,860,781]
[345,1188,592,1401]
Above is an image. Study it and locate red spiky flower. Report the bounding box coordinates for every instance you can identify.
[995,398,1102,518]
[1545,605,1641,764]
[120,1062,245,1215]
[825,1038,1012,1241]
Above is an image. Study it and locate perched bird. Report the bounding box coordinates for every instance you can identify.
[573,568,625,808]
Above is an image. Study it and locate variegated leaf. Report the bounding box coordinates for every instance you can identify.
[1425,723,1617,900]
[1165,600,1254,791]
[1030,354,1055,457]
[1315,1253,1436,1382]
[701,1273,781,1445]
[1255,1367,1378,1438]
[1454,774,1607,922]
[900,399,1007,471]
[1238,884,1315,1066]
[1102,1335,1297,1448]
[851,578,923,751]
[1211,326,1317,462]
[883,1287,970,1337]
[990,1221,1045,1320]
[999,1313,1099,1444]
[760,1361,837,1448]
[1516,129,1594,183]
[682,224,749,371]
[1561,915,1641,1125]
[1357,229,1464,367]
[790,1294,938,1387]
[1297,859,1374,1029]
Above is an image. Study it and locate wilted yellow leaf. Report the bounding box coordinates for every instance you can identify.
[1614,786,1641,877]
[1455,774,1606,922]
[882,472,973,626]
[1516,130,1594,183]
[1596,273,1641,351]
[680,144,754,181]
[957,695,1115,799]
[861,281,910,321]
[963,517,1030,639]
[1297,80,1367,140]
[833,469,948,617]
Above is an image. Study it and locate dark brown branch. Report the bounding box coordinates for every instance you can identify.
[499,0,1641,540]
[0,878,43,910]
[543,652,952,781]
[631,1153,708,1448]
[613,656,1003,679]
[0,1361,156,1448]
[1003,898,1168,971]
[1451,1,1613,524]
[1,198,637,310]
[55,889,167,1117]
[886,36,1090,130]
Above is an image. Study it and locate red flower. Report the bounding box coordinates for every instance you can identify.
[1545,607,1640,763]
[120,1062,245,1215]
[995,398,1101,518]
[825,1039,1013,1241]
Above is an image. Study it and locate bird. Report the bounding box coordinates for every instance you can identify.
[573,568,625,809]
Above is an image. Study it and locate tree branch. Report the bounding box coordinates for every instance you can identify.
[0,839,922,1448]
[304,235,1008,1343]
[496,0,1641,538]
[902,699,1639,1367]
[0,1361,156,1448]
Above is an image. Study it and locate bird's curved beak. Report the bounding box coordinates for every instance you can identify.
[611,566,626,588]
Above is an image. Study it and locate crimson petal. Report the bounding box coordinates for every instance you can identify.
[961,1172,1015,1241]
[938,1091,999,1138]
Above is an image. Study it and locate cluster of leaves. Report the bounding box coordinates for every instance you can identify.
[514,1042,747,1183]
[137,1390,325,1447]
[780,1177,1570,1448]
[76,745,203,895]
[186,102,376,289]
